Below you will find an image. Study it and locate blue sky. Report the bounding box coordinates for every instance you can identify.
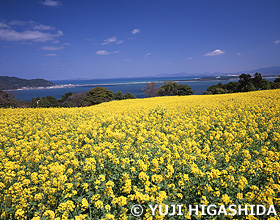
[0,0,279,80]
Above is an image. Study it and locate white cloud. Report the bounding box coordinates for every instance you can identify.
[274,40,280,44]
[0,20,63,43]
[33,24,55,30]
[8,20,35,26]
[101,37,124,45]
[96,50,110,55]
[101,36,117,45]
[0,29,63,42]
[237,53,241,56]
[186,57,192,60]
[8,20,29,26]
[41,0,60,7]
[124,59,131,62]
[131,29,140,35]
[144,53,151,57]
[46,53,57,56]
[96,50,119,55]
[0,22,10,28]
[117,40,124,44]
[204,49,225,56]
[42,46,64,50]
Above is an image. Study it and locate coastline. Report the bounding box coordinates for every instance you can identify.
[4,76,276,92]
[4,82,149,92]
[4,78,237,92]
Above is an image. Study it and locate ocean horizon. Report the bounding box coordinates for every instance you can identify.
[8,76,241,102]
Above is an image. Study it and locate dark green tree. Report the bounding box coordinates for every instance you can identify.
[59,92,86,107]
[124,92,136,99]
[272,75,280,89]
[61,92,73,102]
[82,87,113,106]
[59,92,73,107]
[252,73,263,88]
[274,75,280,83]
[246,82,257,91]
[251,73,272,90]
[113,91,125,100]
[177,84,194,95]
[29,97,40,107]
[0,90,19,107]
[157,81,179,96]
[43,96,59,107]
[204,82,227,94]
[237,73,273,91]
[202,91,213,95]
[29,96,59,108]
[238,74,252,92]
[259,79,272,90]
[223,81,239,93]
[204,73,275,95]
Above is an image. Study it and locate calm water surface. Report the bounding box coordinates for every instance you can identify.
[9,77,238,102]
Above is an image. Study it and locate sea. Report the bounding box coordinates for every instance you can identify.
[9,76,240,102]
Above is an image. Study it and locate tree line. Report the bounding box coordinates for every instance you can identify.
[203,73,280,95]
[30,88,136,108]
[143,81,194,97]
[0,88,136,108]
[144,73,280,97]
[0,73,279,108]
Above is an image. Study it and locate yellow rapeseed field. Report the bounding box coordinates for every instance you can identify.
[0,90,280,219]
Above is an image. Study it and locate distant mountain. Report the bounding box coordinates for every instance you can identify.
[156,66,280,78]
[155,72,218,78]
[237,66,280,75]
[0,76,56,91]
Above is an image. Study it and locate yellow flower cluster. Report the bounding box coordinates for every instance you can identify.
[0,89,280,219]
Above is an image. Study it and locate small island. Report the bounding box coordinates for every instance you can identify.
[0,76,56,91]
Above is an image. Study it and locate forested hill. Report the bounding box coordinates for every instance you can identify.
[0,76,56,90]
